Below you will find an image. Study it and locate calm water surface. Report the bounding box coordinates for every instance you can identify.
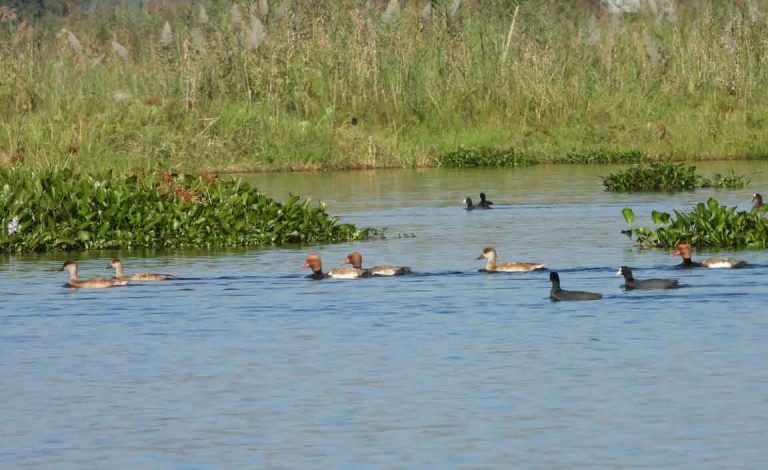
[3,162,768,467]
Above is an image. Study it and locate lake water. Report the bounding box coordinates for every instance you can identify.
[2,162,768,467]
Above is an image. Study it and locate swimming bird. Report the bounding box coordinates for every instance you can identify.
[342,251,412,276]
[476,246,545,272]
[303,254,369,279]
[463,196,490,210]
[549,272,602,301]
[60,260,129,288]
[752,193,764,211]
[107,258,172,281]
[478,192,493,208]
[616,266,679,290]
[671,243,746,268]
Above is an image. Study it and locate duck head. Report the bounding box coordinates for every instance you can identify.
[106,258,123,269]
[476,246,497,260]
[671,243,692,258]
[343,251,363,269]
[60,259,78,276]
[616,266,632,278]
[303,254,322,273]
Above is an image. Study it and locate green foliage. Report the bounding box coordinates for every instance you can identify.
[438,147,536,168]
[705,172,751,189]
[551,150,646,165]
[2,2,768,172]
[438,147,645,168]
[604,162,697,192]
[603,162,702,192]
[620,199,768,248]
[0,170,376,253]
[603,162,750,192]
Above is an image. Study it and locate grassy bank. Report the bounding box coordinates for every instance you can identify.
[2,0,768,174]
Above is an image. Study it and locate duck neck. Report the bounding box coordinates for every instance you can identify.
[681,257,694,266]
[114,264,126,278]
[485,253,497,271]
[310,269,326,280]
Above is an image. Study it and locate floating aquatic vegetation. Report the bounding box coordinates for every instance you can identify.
[603,162,749,192]
[621,198,768,248]
[438,147,536,168]
[0,170,377,253]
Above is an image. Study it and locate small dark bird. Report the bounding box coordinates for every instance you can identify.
[549,272,602,301]
[478,192,493,208]
[752,193,764,211]
[616,266,679,290]
[463,196,490,211]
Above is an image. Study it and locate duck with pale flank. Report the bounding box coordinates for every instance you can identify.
[752,193,764,211]
[107,258,172,281]
[60,260,129,288]
[463,196,490,211]
[549,272,602,301]
[617,266,679,290]
[343,251,412,276]
[303,254,369,279]
[478,192,493,208]
[671,243,746,268]
[477,246,545,272]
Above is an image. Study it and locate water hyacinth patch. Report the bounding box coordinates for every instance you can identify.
[621,198,768,248]
[438,147,645,168]
[0,170,378,253]
[438,147,536,168]
[602,162,749,192]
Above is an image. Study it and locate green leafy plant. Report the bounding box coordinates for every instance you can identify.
[603,162,702,192]
[552,150,645,164]
[621,199,768,248]
[0,169,378,253]
[438,147,645,168]
[604,162,751,192]
[437,147,536,168]
[704,172,751,189]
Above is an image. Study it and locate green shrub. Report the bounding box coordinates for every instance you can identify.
[438,147,536,168]
[0,169,376,253]
[620,198,768,248]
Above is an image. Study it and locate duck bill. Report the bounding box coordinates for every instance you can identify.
[475,254,485,260]
[342,257,351,265]
[670,249,681,257]
[301,262,310,270]
[615,269,622,276]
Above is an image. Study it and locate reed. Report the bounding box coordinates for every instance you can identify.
[2,0,768,174]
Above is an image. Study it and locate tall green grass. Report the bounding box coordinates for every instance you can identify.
[2,0,768,173]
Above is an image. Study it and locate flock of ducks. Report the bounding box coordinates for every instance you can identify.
[303,242,748,302]
[59,192,763,298]
[59,258,171,288]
